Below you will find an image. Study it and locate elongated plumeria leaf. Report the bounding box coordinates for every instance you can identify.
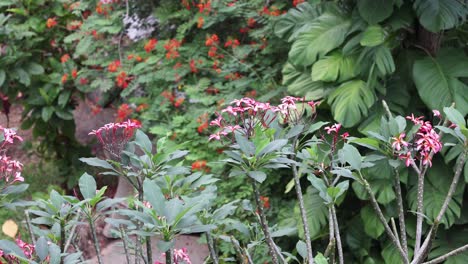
[135,129,152,153]
[35,237,49,261]
[247,171,267,183]
[0,240,26,258]
[143,179,165,215]
[79,173,97,200]
[79,157,114,170]
[258,139,288,156]
[340,144,362,170]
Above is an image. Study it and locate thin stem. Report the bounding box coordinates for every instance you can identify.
[361,176,409,263]
[24,210,35,244]
[423,244,468,264]
[60,219,65,264]
[165,248,173,264]
[206,232,219,264]
[120,226,131,264]
[89,216,104,264]
[394,169,408,258]
[391,218,402,248]
[327,206,335,261]
[251,180,279,264]
[291,136,315,264]
[331,206,343,264]
[412,151,467,263]
[65,209,81,252]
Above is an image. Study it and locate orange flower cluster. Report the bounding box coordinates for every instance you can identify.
[116,72,131,89]
[260,196,270,209]
[191,160,210,172]
[136,103,149,112]
[161,90,185,108]
[260,5,282,16]
[46,18,57,28]
[197,0,212,14]
[164,39,181,59]
[96,2,113,15]
[116,103,132,122]
[61,74,68,84]
[197,16,204,28]
[224,39,240,48]
[144,38,158,53]
[61,54,70,63]
[197,113,209,133]
[108,60,121,72]
[127,54,143,62]
[224,72,242,80]
[190,59,198,73]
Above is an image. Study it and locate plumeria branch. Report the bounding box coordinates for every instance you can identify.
[411,150,467,263]
[331,205,343,264]
[422,244,468,264]
[360,173,409,264]
[394,169,408,258]
[291,135,315,264]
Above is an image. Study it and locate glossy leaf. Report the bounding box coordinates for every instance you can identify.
[413,0,467,32]
[357,0,394,24]
[311,52,359,82]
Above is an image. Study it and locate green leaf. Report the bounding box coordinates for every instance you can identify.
[289,12,351,66]
[360,25,386,47]
[48,243,61,264]
[413,49,468,115]
[340,144,362,170]
[2,184,28,195]
[443,106,466,128]
[35,237,49,261]
[79,157,114,170]
[308,121,329,134]
[41,106,54,122]
[235,132,255,156]
[75,36,93,56]
[429,228,468,264]
[283,63,333,100]
[14,68,30,86]
[0,240,26,258]
[274,2,323,40]
[357,0,394,24]
[382,241,413,263]
[25,62,44,75]
[375,45,395,75]
[258,139,287,156]
[360,205,385,239]
[328,80,377,127]
[135,129,152,153]
[296,240,307,259]
[311,52,359,82]
[143,179,165,215]
[413,0,467,32]
[346,216,372,258]
[0,70,6,86]
[247,171,267,183]
[79,173,97,200]
[315,253,329,264]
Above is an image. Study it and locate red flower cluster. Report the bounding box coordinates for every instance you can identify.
[161,90,185,108]
[191,160,210,172]
[144,38,158,53]
[61,54,71,63]
[260,196,270,209]
[293,0,305,7]
[164,39,181,59]
[108,60,121,72]
[116,71,131,89]
[224,39,240,48]
[88,119,141,158]
[116,103,133,122]
[46,17,57,28]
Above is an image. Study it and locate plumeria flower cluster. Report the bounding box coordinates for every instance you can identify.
[0,127,24,185]
[322,123,349,153]
[208,96,317,141]
[392,113,443,167]
[88,119,141,159]
[0,237,35,262]
[155,248,192,264]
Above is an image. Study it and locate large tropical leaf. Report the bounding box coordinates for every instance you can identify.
[412,49,468,115]
[311,51,359,82]
[274,2,324,41]
[360,205,385,239]
[408,158,465,228]
[346,216,372,258]
[282,62,333,100]
[328,80,377,127]
[288,12,351,66]
[357,0,394,24]
[298,186,328,239]
[413,0,467,32]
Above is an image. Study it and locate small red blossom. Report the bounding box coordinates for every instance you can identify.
[136,103,149,112]
[190,59,198,73]
[79,77,89,85]
[116,71,129,89]
[260,196,270,209]
[164,39,181,59]
[117,104,132,122]
[71,68,78,79]
[197,16,204,28]
[67,20,82,31]
[293,0,305,7]
[144,38,158,53]
[46,17,57,28]
[108,60,121,72]
[61,74,68,84]
[61,54,70,63]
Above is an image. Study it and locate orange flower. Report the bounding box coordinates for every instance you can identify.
[247,17,256,27]
[174,97,184,108]
[67,20,82,31]
[164,39,181,59]
[61,54,70,63]
[191,160,209,172]
[197,16,204,28]
[61,74,68,84]
[190,59,198,73]
[136,103,149,112]
[293,0,305,7]
[144,38,158,53]
[71,68,78,79]
[116,71,128,89]
[46,18,57,28]
[116,103,132,122]
[108,60,121,72]
[260,196,270,209]
[135,56,143,62]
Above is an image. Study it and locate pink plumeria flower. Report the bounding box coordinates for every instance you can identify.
[209,114,223,127]
[391,133,409,151]
[324,123,342,134]
[406,114,424,125]
[432,110,441,118]
[399,151,414,167]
